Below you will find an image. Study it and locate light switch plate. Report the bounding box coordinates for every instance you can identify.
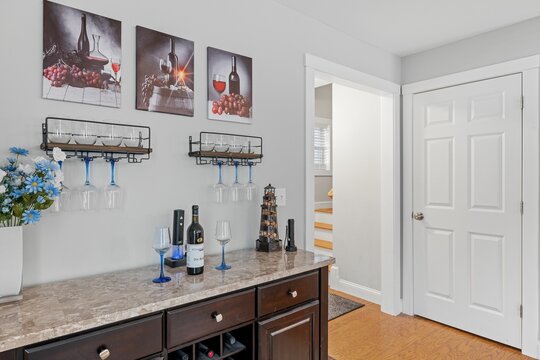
[275,188,286,206]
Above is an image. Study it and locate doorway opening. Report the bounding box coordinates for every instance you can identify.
[305,54,401,315]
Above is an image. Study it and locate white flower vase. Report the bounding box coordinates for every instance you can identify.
[0,226,23,303]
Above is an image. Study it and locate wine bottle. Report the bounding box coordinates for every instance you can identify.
[77,13,90,57]
[168,37,179,86]
[228,56,240,95]
[224,332,236,345]
[187,205,204,275]
[197,343,215,358]
[170,349,189,360]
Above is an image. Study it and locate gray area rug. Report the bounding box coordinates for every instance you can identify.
[329,293,364,321]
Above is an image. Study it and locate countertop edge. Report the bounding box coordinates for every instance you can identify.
[0,257,334,352]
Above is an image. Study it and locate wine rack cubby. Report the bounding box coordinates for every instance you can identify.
[188,132,262,166]
[41,116,152,163]
[166,322,254,360]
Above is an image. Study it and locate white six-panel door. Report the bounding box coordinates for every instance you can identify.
[412,74,522,347]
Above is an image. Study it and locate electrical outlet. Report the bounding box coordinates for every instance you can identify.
[275,188,286,206]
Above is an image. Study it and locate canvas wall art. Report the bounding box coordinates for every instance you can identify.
[136,26,194,116]
[42,1,122,108]
[207,47,252,123]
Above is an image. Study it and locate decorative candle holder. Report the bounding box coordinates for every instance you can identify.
[256,184,282,252]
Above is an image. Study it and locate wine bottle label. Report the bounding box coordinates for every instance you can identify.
[187,244,204,268]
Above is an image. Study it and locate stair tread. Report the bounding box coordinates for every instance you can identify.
[315,222,333,231]
[315,208,333,214]
[315,238,333,250]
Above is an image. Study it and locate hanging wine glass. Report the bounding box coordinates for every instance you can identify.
[215,220,232,271]
[244,161,257,202]
[77,156,98,210]
[212,161,228,203]
[230,161,243,202]
[103,159,122,210]
[100,124,123,147]
[74,122,97,145]
[48,119,72,144]
[51,160,72,212]
[152,227,172,283]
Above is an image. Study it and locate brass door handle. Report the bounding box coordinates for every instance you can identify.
[413,212,424,221]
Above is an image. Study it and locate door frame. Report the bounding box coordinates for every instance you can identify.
[402,55,540,358]
[304,54,402,315]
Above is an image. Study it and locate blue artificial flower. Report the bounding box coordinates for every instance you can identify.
[7,157,16,164]
[1,164,16,172]
[35,161,51,173]
[1,207,9,214]
[24,175,44,194]
[12,189,24,199]
[9,147,29,157]
[22,209,41,224]
[2,198,12,205]
[37,196,46,204]
[45,184,60,198]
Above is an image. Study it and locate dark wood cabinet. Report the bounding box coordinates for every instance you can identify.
[258,302,320,360]
[7,267,329,360]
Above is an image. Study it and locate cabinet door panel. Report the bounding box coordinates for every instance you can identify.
[258,302,319,360]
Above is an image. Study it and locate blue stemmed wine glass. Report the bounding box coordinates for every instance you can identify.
[215,220,232,270]
[153,227,172,283]
[77,157,98,210]
[212,161,228,203]
[230,161,242,202]
[244,161,257,201]
[104,158,122,209]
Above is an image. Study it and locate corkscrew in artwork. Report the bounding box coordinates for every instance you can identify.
[42,1,122,108]
[207,47,253,124]
[136,26,195,116]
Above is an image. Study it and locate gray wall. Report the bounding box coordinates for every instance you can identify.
[402,16,540,84]
[0,0,400,286]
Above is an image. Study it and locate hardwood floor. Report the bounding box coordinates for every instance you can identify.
[328,290,531,360]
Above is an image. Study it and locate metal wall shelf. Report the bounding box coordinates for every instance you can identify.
[41,117,152,163]
[188,132,263,166]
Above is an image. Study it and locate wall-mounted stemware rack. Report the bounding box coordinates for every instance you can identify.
[41,117,152,163]
[188,132,263,166]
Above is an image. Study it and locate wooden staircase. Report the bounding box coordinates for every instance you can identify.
[314,208,333,253]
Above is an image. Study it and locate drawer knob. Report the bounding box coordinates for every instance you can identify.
[289,290,298,298]
[212,311,223,322]
[97,346,110,360]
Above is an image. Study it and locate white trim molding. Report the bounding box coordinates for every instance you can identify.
[305,53,401,316]
[329,266,382,305]
[402,55,540,358]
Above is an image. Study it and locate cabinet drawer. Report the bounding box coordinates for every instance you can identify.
[258,272,319,317]
[24,314,163,360]
[167,289,255,348]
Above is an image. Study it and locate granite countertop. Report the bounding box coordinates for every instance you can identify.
[0,249,334,352]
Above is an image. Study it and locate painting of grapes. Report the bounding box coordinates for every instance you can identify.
[207,47,253,124]
[42,1,121,108]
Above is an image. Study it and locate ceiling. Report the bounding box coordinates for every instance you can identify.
[272,0,540,56]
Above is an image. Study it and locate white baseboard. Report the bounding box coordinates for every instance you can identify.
[329,265,381,305]
[315,201,332,209]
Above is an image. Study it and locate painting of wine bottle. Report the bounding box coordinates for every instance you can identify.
[135,26,195,116]
[207,47,253,124]
[42,1,122,108]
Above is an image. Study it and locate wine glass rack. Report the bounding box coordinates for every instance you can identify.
[188,132,263,166]
[41,117,152,163]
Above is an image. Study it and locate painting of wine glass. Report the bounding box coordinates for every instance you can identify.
[207,47,253,124]
[136,26,195,116]
[42,1,122,108]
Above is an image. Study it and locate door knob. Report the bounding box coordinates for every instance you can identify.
[212,312,223,322]
[413,212,424,221]
[288,290,298,298]
[97,346,110,360]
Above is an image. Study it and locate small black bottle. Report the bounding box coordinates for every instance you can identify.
[228,56,240,95]
[187,205,204,275]
[77,14,90,57]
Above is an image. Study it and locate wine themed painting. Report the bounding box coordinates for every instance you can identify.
[42,1,122,108]
[136,26,195,116]
[207,47,253,124]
